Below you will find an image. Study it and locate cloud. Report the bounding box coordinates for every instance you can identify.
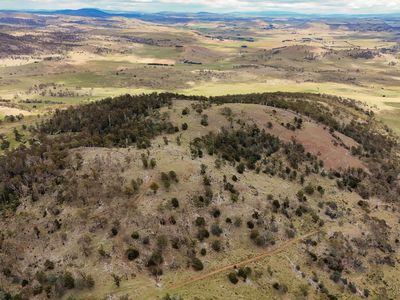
[1,0,400,14]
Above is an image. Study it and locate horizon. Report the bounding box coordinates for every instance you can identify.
[2,7,400,17]
[1,0,400,15]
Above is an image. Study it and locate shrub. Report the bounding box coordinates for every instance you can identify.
[200,114,208,126]
[168,171,178,182]
[147,251,164,267]
[228,272,239,284]
[150,182,159,194]
[182,107,190,115]
[126,248,139,261]
[196,228,210,241]
[195,217,206,227]
[191,257,204,271]
[236,163,245,174]
[304,184,315,195]
[131,231,140,240]
[171,198,179,208]
[211,224,223,236]
[111,227,119,236]
[182,123,188,130]
[250,229,260,240]
[150,158,157,169]
[200,248,207,256]
[211,240,221,252]
[247,221,254,229]
[63,272,75,289]
[212,208,221,218]
[238,267,251,280]
[44,259,55,270]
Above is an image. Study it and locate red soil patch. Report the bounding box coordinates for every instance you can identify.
[229,104,365,170]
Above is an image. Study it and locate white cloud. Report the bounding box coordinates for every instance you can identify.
[1,0,399,14]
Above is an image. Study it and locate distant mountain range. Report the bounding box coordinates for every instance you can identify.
[1,8,400,23]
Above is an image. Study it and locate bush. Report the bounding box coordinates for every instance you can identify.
[200,114,208,126]
[236,163,245,174]
[191,257,204,271]
[182,123,188,130]
[150,182,159,194]
[211,224,223,236]
[228,272,239,284]
[171,198,179,208]
[196,228,210,241]
[111,227,119,236]
[211,240,221,252]
[147,251,164,268]
[126,248,139,261]
[44,259,55,270]
[304,184,315,195]
[250,229,260,240]
[131,231,140,240]
[212,208,221,218]
[238,267,251,280]
[63,272,75,289]
[200,248,207,256]
[182,107,190,115]
[195,217,206,227]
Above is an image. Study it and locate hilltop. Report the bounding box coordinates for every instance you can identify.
[0,92,399,300]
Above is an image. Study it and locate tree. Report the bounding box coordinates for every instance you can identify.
[171,198,179,208]
[168,171,178,182]
[63,272,75,289]
[131,231,140,240]
[200,114,208,126]
[191,257,204,271]
[236,163,245,174]
[150,158,157,169]
[150,182,159,194]
[126,248,139,261]
[228,272,238,284]
[211,224,223,236]
[181,123,188,130]
[44,259,54,270]
[195,217,206,226]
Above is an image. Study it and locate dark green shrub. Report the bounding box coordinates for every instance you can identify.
[191,257,204,271]
[126,248,139,261]
[228,272,238,284]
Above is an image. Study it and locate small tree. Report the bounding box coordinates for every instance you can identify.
[200,114,208,126]
[228,272,238,284]
[63,272,75,289]
[126,248,139,261]
[236,163,245,174]
[150,158,157,169]
[191,257,204,271]
[171,198,179,208]
[150,182,159,194]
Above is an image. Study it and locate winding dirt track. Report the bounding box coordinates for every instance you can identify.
[167,229,320,291]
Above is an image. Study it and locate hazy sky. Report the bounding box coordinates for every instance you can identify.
[1,0,399,14]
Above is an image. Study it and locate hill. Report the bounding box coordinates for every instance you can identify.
[0,92,399,300]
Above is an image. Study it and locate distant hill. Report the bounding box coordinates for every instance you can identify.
[47,8,111,18]
[0,8,399,23]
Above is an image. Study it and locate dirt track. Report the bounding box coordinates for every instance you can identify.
[167,229,320,291]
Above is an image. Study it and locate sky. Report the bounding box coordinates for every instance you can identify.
[1,0,400,14]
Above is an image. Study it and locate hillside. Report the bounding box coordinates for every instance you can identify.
[0,92,399,300]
